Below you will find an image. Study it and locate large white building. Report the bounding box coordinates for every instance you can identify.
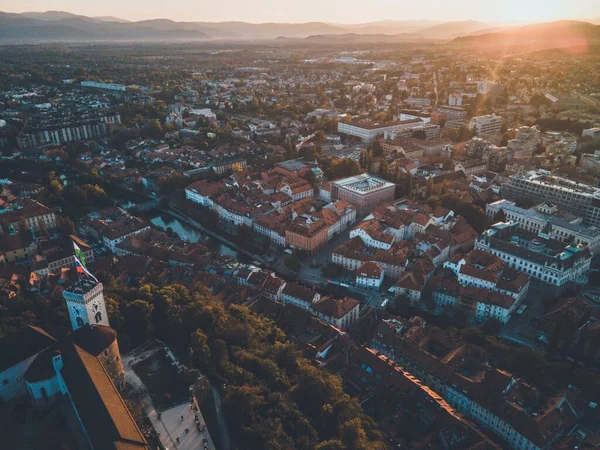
[486,199,600,255]
[475,222,591,290]
[469,114,503,135]
[583,127,600,140]
[502,169,600,227]
[81,80,127,91]
[438,106,467,121]
[337,118,425,143]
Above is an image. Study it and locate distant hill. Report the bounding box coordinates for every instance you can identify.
[416,20,491,39]
[190,21,348,39]
[10,10,576,43]
[452,21,600,50]
[0,11,351,41]
[339,20,440,35]
[19,10,96,21]
[0,13,212,41]
[94,16,131,23]
[303,33,426,44]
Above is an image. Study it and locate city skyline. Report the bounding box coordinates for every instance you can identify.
[2,0,600,24]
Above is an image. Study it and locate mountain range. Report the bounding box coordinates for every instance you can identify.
[0,11,598,47]
[0,11,494,41]
[452,20,600,50]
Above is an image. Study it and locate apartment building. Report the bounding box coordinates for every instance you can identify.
[486,199,600,255]
[502,169,600,227]
[579,151,600,176]
[469,114,503,135]
[506,126,540,159]
[281,282,321,309]
[285,219,329,254]
[17,112,121,149]
[355,261,385,289]
[0,199,57,232]
[429,271,520,324]
[438,106,468,121]
[454,159,487,176]
[280,283,360,330]
[311,296,360,330]
[443,249,530,302]
[384,123,440,141]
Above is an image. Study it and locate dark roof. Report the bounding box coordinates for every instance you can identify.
[59,343,147,450]
[0,325,56,373]
[313,296,360,319]
[0,229,34,252]
[24,348,59,382]
[71,325,118,357]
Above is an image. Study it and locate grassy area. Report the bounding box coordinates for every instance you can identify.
[133,347,191,410]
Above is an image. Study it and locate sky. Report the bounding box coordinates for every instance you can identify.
[1,0,599,24]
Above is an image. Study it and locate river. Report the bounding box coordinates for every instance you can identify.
[149,212,240,259]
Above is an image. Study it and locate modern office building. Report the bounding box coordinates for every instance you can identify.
[337,119,424,143]
[469,114,503,135]
[438,106,468,121]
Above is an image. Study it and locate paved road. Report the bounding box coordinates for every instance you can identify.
[500,285,548,351]
[210,387,231,450]
[150,401,215,450]
[124,341,216,450]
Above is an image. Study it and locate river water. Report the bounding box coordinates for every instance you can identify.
[149,212,239,258]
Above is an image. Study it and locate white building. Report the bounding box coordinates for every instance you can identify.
[448,93,462,106]
[583,128,600,141]
[475,222,591,289]
[311,296,360,330]
[81,80,127,91]
[355,261,385,289]
[486,199,600,255]
[502,169,600,228]
[282,283,320,309]
[439,106,467,121]
[469,115,503,135]
[338,119,425,143]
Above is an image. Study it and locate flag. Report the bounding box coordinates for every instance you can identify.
[75,256,98,283]
[73,241,87,268]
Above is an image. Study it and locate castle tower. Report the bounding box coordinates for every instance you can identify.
[63,280,109,331]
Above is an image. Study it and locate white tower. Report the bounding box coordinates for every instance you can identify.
[63,280,109,331]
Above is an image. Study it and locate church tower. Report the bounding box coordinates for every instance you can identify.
[63,280,109,331]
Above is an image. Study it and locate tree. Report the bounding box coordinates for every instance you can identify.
[405,172,413,195]
[57,216,75,235]
[370,140,383,157]
[284,253,301,271]
[393,165,401,184]
[425,176,434,198]
[378,159,389,178]
[124,300,154,344]
[146,119,163,139]
[190,329,211,364]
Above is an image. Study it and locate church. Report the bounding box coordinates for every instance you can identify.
[0,278,148,450]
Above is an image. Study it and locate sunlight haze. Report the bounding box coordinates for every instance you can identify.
[1,0,599,23]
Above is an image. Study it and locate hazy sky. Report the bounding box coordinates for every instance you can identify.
[2,0,599,23]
